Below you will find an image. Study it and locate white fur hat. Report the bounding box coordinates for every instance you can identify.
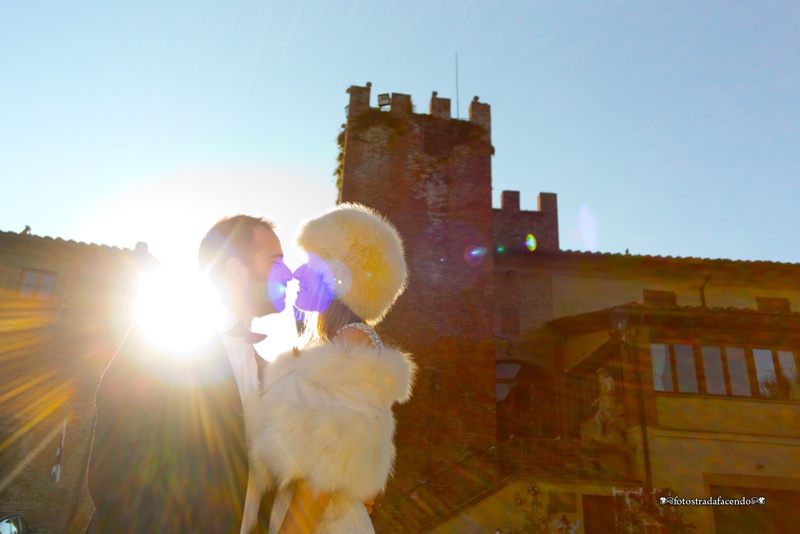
[297,203,408,325]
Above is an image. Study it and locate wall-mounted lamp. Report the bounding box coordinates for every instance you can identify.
[610,308,629,336]
[610,308,642,347]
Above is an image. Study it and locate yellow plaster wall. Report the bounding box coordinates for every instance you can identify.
[550,274,800,319]
[551,276,704,318]
[648,430,800,532]
[656,395,800,438]
[430,477,629,534]
[652,395,800,530]
[564,330,612,371]
[703,284,800,310]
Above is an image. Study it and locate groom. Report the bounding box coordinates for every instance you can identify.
[86,215,292,533]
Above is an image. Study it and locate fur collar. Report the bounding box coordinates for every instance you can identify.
[263,340,416,408]
[244,341,416,503]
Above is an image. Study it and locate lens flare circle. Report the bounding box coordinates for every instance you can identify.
[293,253,336,313]
[464,246,487,266]
[578,204,598,252]
[265,259,293,314]
[525,234,537,252]
[412,221,485,290]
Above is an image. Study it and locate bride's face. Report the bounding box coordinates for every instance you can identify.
[293,254,336,313]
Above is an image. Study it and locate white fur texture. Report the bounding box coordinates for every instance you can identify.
[297,203,408,324]
[244,341,416,503]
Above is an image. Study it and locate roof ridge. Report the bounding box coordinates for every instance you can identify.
[549,249,800,268]
[0,230,136,253]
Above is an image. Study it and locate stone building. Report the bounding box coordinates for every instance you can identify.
[338,83,800,533]
[0,230,153,532]
[2,83,799,532]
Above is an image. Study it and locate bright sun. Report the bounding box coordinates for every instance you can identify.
[135,266,301,360]
[135,267,223,355]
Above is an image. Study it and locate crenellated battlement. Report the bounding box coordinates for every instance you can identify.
[429,91,450,119]
[342,83,556,254]
[345,82,490,130]
[494,191,560,252]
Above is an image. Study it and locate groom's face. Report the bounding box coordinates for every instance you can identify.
[242,226,292,318]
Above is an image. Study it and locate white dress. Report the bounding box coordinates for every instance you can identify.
[244,323,416,534]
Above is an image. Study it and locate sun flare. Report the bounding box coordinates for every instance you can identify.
[135,267,224,355]
[135,266,302,360]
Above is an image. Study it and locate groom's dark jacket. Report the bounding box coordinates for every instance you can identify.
[86,324,271,533]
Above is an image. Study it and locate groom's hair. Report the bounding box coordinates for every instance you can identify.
[198,215,276,281]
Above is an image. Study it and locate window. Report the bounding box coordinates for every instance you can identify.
[755,349,798,398]
[702,346,726,395]
[496,361,535,440]
[496,362,522,402]
[652,341,798,400]
[498,360,558,440]
[778,351,798,388]
[17,269,57,300]
[753,349,776,397]
[651,343,672,391]
[0,515,22,534]
[779,351,800,400]
[675,344,698,393]
[726,348,751,396]
[651,343,697,392]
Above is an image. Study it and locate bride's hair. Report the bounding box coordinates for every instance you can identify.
[300,298,363,345]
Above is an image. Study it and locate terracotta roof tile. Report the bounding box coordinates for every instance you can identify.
[557,248,800,268]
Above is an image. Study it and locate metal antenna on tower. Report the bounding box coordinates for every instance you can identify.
[455,53,460,119]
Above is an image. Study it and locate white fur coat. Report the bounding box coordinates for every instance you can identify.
[244,340,416,504]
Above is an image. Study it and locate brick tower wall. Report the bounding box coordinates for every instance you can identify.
[493,190,559,253]
[338,84,497,495]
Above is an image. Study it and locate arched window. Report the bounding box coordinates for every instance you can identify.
[496,359,556,441]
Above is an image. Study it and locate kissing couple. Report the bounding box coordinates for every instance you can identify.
[87,203,416,534]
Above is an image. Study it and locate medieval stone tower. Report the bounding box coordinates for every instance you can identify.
[337,82,497,491]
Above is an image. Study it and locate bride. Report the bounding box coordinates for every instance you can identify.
[242,203,416,533]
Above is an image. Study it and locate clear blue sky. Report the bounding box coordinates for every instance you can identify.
[2,1,799,268]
